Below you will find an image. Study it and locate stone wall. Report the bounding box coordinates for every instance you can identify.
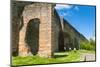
[63,19,87,50]
[11,6,19,56]
[18,2,56,57]
[12,1,87,58]
[51,9,62,52]
[11,1,25,56]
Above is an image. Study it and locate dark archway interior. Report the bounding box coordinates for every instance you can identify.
[25,18,40,55]
[58,30,65,51]
[74,37,79,50]
[63,32,72,51]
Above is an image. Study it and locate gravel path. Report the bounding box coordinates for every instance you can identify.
[80,53,96,61]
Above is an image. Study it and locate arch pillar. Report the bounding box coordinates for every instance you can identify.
[18,3,55,57]
[18,22,29,56]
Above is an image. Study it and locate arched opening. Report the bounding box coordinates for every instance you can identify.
[25,18,40,55]
[58,30,65,51]
[74,37,79,50]
[64,32,71,51]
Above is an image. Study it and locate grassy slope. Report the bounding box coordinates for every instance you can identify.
[12,50,95,66]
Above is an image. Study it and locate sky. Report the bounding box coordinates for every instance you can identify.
[55,4,96,40]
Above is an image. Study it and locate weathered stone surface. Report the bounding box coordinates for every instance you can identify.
[17,2,55,57]
[12,1,87,58]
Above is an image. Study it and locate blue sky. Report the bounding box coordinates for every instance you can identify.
[55,4,96,40]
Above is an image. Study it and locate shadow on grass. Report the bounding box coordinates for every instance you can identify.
[54,54,68,58]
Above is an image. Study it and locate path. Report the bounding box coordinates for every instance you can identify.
[80,53,95,61]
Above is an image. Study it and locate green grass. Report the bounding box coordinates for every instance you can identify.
[12,50,95,66]
[79,50,95,54]
[12,50,80,66]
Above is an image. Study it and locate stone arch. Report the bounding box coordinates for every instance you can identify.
[74,37,79,50]
[18,3,55,57]
[25,18,40,55]
[64,32,71,51]
[58,30,65,51]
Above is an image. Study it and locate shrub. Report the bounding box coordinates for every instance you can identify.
[80,39,95,51]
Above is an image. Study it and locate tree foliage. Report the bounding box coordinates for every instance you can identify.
[80,38,95,50]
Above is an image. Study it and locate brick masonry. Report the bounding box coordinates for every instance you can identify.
[18,3,55,57]
[12,1,87,58]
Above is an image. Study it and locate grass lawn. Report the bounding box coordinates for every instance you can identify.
[79,50,95,54]
[12,50,95,66]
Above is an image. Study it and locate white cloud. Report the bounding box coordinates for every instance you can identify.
[63,12,72,16]
[60,13,68,17]
[55,4,79,11]
[55,4,79,17]
[63,13,68,16]
[55,4,73,10]
[91,36,95,41]
[74,6,79,11]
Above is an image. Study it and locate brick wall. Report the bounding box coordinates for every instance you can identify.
[18,3,55,57]
[12,1,87,57]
